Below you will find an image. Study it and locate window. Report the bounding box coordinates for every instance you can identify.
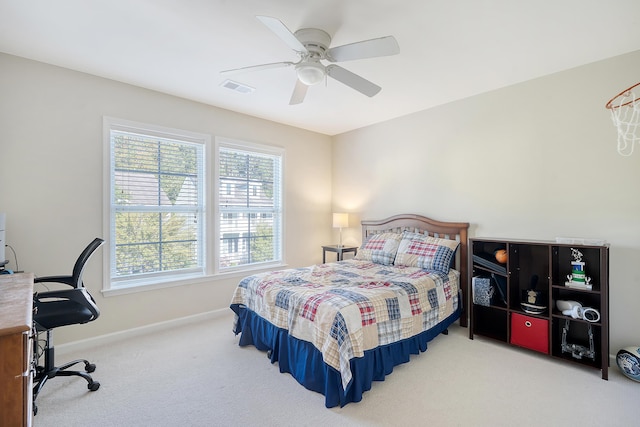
[104,117,208,289]
[217,140,283,270]
[223,232,240,253]
[104,119,283,292]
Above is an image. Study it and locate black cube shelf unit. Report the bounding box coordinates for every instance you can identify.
[468,237,610,379]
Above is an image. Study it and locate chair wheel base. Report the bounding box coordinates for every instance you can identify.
[88,381,100,391]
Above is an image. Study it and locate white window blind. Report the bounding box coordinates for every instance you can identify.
[110,126,205,285]
[218,144,282,269]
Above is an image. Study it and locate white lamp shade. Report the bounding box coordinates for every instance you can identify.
[296,62,325,86]
[332,213,349,228]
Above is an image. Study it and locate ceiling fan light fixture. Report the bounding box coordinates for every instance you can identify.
[296,62,325,85]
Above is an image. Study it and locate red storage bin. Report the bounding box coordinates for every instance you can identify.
[510,313,549,354]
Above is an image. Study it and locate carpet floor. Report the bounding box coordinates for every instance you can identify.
[33,312,637,426]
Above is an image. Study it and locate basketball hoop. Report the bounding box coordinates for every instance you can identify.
[605,82,640,156]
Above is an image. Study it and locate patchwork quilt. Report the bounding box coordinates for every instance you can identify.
[230,259,460,390]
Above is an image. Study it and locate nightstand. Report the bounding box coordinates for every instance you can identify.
[321,245,358,263]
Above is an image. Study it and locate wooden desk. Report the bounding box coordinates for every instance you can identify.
[0,273,34,426]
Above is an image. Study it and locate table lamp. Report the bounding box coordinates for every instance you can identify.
[332,213,349,248]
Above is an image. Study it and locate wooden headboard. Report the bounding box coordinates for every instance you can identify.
[361,214,470,328]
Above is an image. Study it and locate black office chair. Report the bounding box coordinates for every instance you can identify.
[32,237,104,411]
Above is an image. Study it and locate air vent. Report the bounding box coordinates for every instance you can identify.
[220,79,255,94]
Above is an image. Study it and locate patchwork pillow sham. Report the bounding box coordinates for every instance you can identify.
[354,232,402,266]
[394,231,460,273]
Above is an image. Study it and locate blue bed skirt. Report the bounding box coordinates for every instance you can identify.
[230,303,461,408]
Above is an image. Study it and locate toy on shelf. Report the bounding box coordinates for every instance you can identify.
[565,248,593,290]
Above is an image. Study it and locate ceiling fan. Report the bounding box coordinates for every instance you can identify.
[221,16,400,105]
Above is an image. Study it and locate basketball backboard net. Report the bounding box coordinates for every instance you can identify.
[605,82,640,156]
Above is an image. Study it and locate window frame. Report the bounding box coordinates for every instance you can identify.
[102,119,286,296]
[103,117,212,294]
[214,137,285,273]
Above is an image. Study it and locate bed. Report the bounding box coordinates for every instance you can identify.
[230,214,469,407]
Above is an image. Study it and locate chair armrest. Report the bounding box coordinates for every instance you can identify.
[34,275,76,287]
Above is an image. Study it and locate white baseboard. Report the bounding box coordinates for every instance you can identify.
[55,308,231,355]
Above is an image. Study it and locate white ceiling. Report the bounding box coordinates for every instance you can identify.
[1,0,639,136]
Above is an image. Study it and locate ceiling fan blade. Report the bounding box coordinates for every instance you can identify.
[289,79,308,105]
[220,61,295,76]
[256,15,308,54]
[326,36,400,62]
[326,65,381,97]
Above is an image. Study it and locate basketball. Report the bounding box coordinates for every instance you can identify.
[495,249,508,263]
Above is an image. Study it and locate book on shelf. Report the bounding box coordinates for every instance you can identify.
[491,273,507,305]
[472,253,507,275]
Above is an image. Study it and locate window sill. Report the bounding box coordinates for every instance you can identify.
[102,263,288,297]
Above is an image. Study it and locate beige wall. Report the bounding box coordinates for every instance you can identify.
[332,50,640,353]
[0,53,333,343]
